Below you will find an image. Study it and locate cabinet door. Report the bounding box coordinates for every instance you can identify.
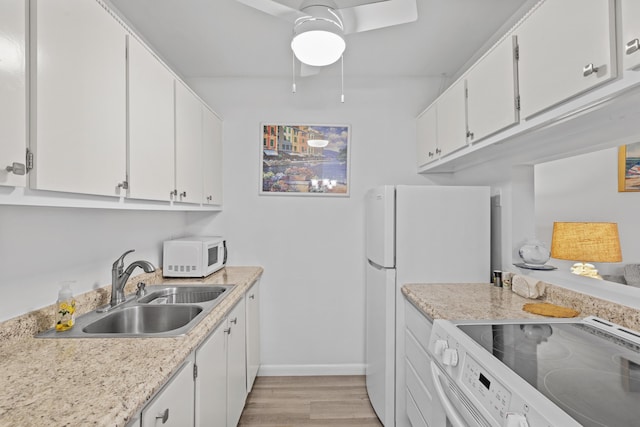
[175,81,203,204]
[246,281,260,393]
[141,359,195,427]
[195,324,227,427]
[466,36,519,143]
[416,104,438,167]
[31,0,126,196]
[202,107,223,205]
[436,79,467,156]
[517,0,616,119]
[127,35,175,201]
[621,0,640,71]
[0,0,27,188]
[227,299,247,427]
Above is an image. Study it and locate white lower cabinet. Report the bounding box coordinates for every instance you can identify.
[245,280,260,392]
[404,301,446,427]
[141,356,196,427]
[194,296,249,427]
[195,321,227,427]
[226,299,247,427]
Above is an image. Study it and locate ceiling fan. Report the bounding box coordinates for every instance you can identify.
[235,0,418,67]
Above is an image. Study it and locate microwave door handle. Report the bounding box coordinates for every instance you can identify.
[223,241,228,265]
[430,361,468,427]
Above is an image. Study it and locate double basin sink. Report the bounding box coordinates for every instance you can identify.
[38,284,234,338]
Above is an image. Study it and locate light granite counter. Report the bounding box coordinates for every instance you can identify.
[402,280,640,331]
[0,266,263,427]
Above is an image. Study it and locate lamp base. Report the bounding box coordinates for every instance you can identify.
[570,262,602,280]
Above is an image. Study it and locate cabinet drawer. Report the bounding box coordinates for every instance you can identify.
[406,358,434,418]
[405,301,433,353]
[406,330,435,394]
[406,387,430,427]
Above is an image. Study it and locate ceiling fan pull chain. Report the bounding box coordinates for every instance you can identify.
[341,54,345,103]
[292,51,297,94]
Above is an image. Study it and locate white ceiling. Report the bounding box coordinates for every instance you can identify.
[108,0,536,80]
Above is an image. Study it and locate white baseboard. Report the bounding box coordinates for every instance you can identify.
[257,363,366,377]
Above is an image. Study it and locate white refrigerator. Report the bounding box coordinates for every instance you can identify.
[365,185,490,427]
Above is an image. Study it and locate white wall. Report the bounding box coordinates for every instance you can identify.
[0,205,190,321]
[186,75,437,374]
[535,147,640,275]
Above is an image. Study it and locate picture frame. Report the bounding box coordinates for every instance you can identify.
[618,142,640,192]
[260,123,351,196]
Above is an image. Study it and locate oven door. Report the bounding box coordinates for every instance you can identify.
[430,361,495,427]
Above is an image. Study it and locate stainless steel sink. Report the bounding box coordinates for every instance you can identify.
[139,286,228,304]
[82,305,203,334]
[37,284,234,338]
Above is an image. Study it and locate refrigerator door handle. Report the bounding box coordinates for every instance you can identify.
[368,259,387,270]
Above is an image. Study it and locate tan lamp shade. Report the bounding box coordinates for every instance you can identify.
[550,222,622,263]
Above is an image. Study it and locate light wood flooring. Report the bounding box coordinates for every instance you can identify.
[238,376,383,426]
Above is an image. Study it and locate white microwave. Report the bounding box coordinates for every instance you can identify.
[163,236,227,277]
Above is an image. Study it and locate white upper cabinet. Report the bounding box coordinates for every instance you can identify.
[436,79,467,156]
[0,0,27,188]
[621,0,640,71]
[416,104,438,167]
[516,0,616,119]
[175,81,204,204]
[202,107,223,206]
[127,35,175,202]
[31,0,127,196]
[466,36,519,143]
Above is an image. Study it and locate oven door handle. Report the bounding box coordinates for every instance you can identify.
[430,361,468,427]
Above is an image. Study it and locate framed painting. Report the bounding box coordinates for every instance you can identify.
[260,124,350,196]
[618,142,640,192]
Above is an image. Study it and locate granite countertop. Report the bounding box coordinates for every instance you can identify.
[0,266,263,427]
[402,283,548,321]
[402,280,640,330]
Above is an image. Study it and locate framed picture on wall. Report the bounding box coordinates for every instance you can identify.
[260,124,351,196]
[618,142,640,192]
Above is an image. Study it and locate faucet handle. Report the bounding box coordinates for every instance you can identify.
[113,249,135,271]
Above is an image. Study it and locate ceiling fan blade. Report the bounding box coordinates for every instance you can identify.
[340,0,417,34]
[235,0,305,23]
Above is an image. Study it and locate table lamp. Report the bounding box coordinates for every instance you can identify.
[550,222,622,279]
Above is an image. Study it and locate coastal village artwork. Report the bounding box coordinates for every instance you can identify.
[619,141,640,192]
[260,124,350,196]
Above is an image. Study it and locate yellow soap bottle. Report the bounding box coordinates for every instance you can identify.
[55,283,76,332]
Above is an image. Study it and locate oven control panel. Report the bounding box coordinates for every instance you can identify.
[462,354,512,424]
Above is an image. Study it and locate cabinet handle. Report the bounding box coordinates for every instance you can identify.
[156,408,169,424]
[249,294,255,300]
[626,39,640,55]
[117,181,128,190]
[466,130,475,140]
[170,189,177,198]
[224,327,231,334]
[5,162,26,176]
[428,151,434,158]
[582,63,599,77]
[180,191,187,198]
[435,148,442,155]
[230,317,237,324]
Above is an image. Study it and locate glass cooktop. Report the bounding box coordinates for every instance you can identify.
[458,320,640,427]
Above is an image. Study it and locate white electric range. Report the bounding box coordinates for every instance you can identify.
[428,316,640,427]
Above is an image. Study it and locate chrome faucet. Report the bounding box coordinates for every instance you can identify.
[109,250,156,308]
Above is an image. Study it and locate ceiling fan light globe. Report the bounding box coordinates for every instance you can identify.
[291,30,345,66]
